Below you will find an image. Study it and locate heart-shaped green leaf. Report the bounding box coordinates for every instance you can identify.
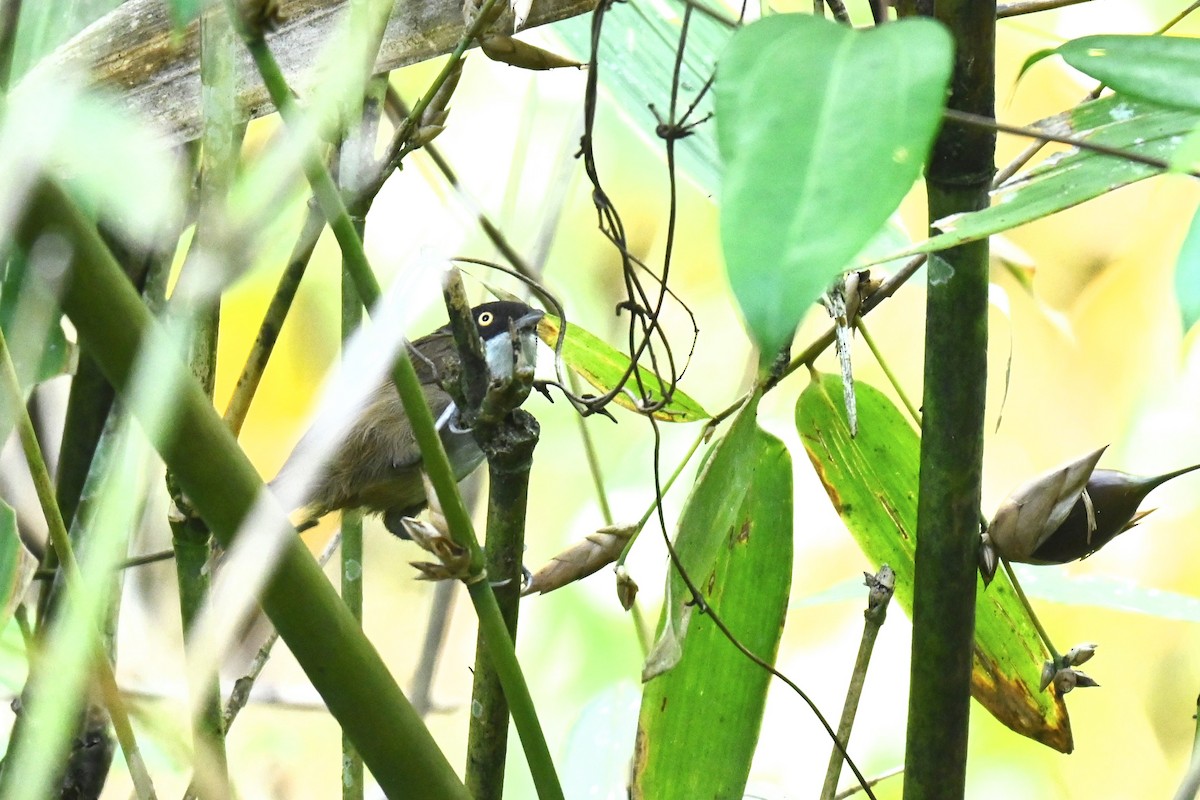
[715,14,951,362]
[537,314,709,422]
[797,372,1073,753]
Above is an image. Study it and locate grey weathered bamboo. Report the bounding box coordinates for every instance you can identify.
[36,0,596,144]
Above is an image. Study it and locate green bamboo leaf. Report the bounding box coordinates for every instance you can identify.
[166,0,202,32]
[0,500,36,633]
[554,0,730,193]
[1057,35,1200,111]
[715,14,951,361]
[1176,203,1200,334]
[634,392,791,798]
[864,95,1199,266]
[537,314,709,422]
[7,0,124,80]
[797,372,1073,753]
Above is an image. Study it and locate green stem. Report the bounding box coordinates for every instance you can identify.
[568,370,614,525]
[1000,560,1058,661]
[222,202,324,437]
[856,321,919,423]
[336,71,386,800]
[0,326,155,800]
[465,408,537,799]
[466,579,561,799]
[821,567,895,800]
[902,2,995,798]
[617,424,708,567]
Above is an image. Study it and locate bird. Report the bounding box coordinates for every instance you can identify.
[276,300,544,537]
[981,445,1200,582]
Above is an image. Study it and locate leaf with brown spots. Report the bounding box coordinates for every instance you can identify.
[797,371,1072,753]
[633,391,792,798]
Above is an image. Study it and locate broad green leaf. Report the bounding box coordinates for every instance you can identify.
[799,567,1200,624]
[555,0,731,192]
[865,95,1200,266]
[643,393,769,679]
[634,393,791,798]
[797,372,1073,753]
[0,500,37,633]
[537,314,709,422]
[1013,566,1200,622]
[1175,203,1200,333]
[1057,35,1200,111]
[715,14,952,361]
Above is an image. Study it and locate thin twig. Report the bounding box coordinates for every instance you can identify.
[223,531,343,727]
[820,567,895,800]
[944,108,1200,179]
[996,0,1090,17]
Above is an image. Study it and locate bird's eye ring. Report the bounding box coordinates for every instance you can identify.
[478,311,494,326]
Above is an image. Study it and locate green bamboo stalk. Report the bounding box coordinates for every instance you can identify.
[0,0,22,91]
[901,2,995,798]
[17,179,471,800]
[0,326,155,800]
[177,4,244,794]
[336,70,387,800]
[465,406,538,800]
[36,237,159,796]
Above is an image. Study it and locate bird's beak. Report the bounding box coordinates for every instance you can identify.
[515,308,545,332]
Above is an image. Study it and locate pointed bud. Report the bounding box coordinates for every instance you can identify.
[1071,669,1100,689]
[978,533,999,586]
[1031,463,1200,563]
[988,447,1200,565]
[987,447,1106,563]
[479,35,583,70]
[1039,660,1057,692]
[615,566,638,611]
[1053,668,1077,695]
[1064,642,1098,667]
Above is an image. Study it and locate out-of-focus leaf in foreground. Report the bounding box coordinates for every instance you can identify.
[0,500,37,633]
[797,372,1073,753]
[2,67,183,248]
[715,14,951,360]
[537,314,709,422]
[633,393,791,798]
[1175,202,1200,334]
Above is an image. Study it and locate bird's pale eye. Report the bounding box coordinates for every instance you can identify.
[478,311,495,326]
